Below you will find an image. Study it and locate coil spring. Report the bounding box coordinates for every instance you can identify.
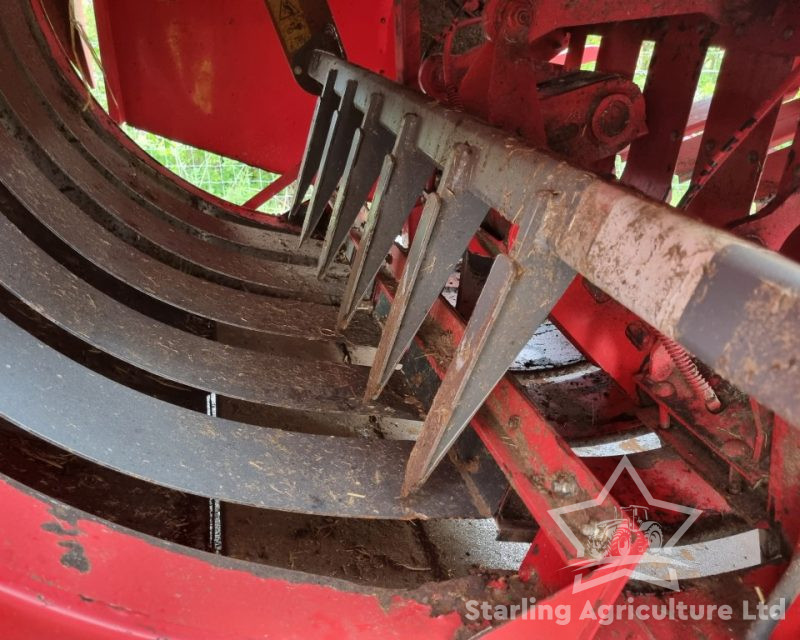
[661,337,722,412]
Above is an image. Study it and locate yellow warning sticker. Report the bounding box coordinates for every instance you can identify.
[266,0,312,55]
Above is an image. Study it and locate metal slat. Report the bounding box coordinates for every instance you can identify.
[0,313,484,520]
[0,124,377,344]
[0,211,418,420]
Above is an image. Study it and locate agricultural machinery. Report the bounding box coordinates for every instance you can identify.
[0,0,799,637]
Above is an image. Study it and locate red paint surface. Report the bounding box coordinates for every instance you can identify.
[93,0,396,174]
[0,476,462,640]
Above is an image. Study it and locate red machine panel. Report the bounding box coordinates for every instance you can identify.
[93,0,396,174]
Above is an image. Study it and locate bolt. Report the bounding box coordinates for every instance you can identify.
[552,475,578,497]
[652,381,676,398]
[591,94,633,145]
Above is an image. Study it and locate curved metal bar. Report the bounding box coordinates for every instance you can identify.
[0,312,482,520]
[0,122,378,344]
[0,210,417,419]
[0,66,343,306]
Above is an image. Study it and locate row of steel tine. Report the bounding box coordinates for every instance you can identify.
[289,70,574,494]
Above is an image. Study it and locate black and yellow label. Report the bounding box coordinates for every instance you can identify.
[265,0,312,55]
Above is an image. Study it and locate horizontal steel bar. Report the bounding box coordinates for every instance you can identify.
[309,52,800,427]
[0,210,417,419]
[0,122,379,344]
[0,312,484,520]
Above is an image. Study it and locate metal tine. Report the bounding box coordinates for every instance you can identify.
[299,80,363,246]
[364,144,488,400]
[401,192,578,495]
[336,114,435,330]
[317,93,396,278]
[288,69,340,222]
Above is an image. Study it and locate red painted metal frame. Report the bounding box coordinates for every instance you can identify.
[91,0,397,175]
[30,0,294,229]
[19,0,800,637]
[242,162,300,210]
[0,475,464,640]
[3,471,705,640]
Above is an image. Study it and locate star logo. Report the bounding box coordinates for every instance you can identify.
[548,456,703,592]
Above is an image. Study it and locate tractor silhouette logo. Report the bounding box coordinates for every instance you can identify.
[548,456,703,592]
[587,504,663,558]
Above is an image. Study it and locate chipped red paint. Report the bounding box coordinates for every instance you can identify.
[90,0,397,175]
[0,475,464,640]
[17,0,800,637]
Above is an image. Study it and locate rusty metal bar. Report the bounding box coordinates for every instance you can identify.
[305,52,800,494]
[299,79,363,245]
[0,311,486,520]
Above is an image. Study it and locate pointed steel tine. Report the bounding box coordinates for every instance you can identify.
[299,80,363,246]
[364,144,488,400]
[288,69,340,222]
[317,93,395,278]
[336,114,435,330]
[401,193,578,495]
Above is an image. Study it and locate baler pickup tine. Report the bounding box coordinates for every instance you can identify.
[288,69,340,222]
[336,114,434,330]
[402,245,576,495]
[317,93,395,278]
[309,52,800,428]
[365,144,488,400]
[299,80,363,246]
